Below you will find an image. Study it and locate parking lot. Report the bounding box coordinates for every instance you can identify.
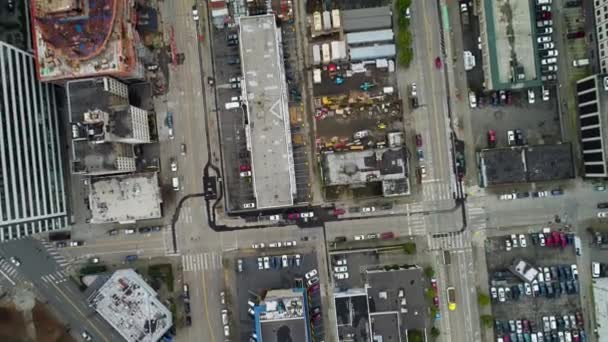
[485,228,585,341]
[223,247,324,342]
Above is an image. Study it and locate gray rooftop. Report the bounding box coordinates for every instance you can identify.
[72,140,134,175]
[370,313,400,342]
[525,143,574,182]
[334,293,371,342]
[322,148,407,186]
[342,6,392,32]
[349,44,396,61]
[479,148,527,186]
[238,14,295,209]
[88,269,172,342]
[346,29,394,45]
[66,78,128,123]
[593,278,608,339]
[366,268,427,330]
[89,172,162,224]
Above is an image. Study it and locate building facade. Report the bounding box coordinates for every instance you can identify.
[575,74,608,177]
[0,41,68,241]
[595,0,608,73]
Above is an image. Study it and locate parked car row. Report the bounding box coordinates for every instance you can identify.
[535,2,558,82]
[257,254,302,270]
[499,189,564,201]
[251,240,297,249]
[332,256,349,280]
[505,231,574,250]
[495,315,586,342]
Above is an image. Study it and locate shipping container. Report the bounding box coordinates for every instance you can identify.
[313,69,322,84]
[322,43,331,64]
[331,41,347,61]
[323,11,331,31]
[312,44,321,65]
[313,12,322,31]
[331,9,341,28]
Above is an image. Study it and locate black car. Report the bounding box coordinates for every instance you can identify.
[551,189,564,195]
[598,202,608,209]
[516,192,530,199]
[185,315,192,326]
[565,1,581,7]
[411,97,419,109]
[139,227,152,234]
[514,129,525,145]
[185,302,191,314]
[151,226,162,232]
[7,0,14,12]
[227,57,240,65]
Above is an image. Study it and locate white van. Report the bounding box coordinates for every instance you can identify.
[225,102,240,110]
[172,177,180,191]
[592,262,601,278]
[573,59,590,67]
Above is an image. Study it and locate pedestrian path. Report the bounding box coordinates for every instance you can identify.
[466,205,487,231]
[39,240,70,268]
[428,230,471,251]
[422,181,453,201]
[0,259,21,284]
[179,206,193,224]
[41,270,69,284]
[182,252,222,272]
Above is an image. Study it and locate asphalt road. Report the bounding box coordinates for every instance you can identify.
[0,237,122,341]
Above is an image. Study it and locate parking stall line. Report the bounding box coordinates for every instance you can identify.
[203,253,208,270]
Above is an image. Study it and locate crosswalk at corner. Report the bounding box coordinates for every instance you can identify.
[0,259,21,283]
[466,205,487,231]
[39,241,70,268]
[182,252,222,272]
[428,230,471,251]
[422,182,453,201]
[41,270,69,284]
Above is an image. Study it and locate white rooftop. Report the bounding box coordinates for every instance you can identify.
[594,277,608,339]
[89,173,162,224]
[89,269,173,342]
[238,14,295,209]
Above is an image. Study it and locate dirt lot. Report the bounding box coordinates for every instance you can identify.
[0,301,73,342]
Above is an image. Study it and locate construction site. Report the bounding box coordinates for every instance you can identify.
[30,0,146,82]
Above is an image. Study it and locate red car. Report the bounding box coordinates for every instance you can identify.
[381,232,395,240]
[415,134,423,147]
[487,130,496,147]
[552,231,561,248]
[333,208,346,216]
[287,213,300,220]
[308,283,320,293]
[560,232,567,248]
[435,57,442,69]
[546,234,554,247]
[239,164,251,172]
[431,278,438,290]
[433,296,439,307]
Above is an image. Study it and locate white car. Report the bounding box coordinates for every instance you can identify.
[251,242,265,249]
[541,57,557,65]
[335,258,347,266]
[263,256,270,269]
[354,235,365,241]
[410,83,417,97]
[334,266,348,273]
[306,276,319,286]
[505,239,512,251]
[532,281,540,295]
[284,240,296,247]
[490,287,497,299]
[543,316,550,331]
[81,331,92,341]
[257,257,264,270]
[295,254,301,267]
[546,49,559,57]
[469,91,477,108]
[269,215,281,221]
[516,320,523,333]
[524,282,532,295]
[300,212,314,218]
[537,272,544,282]
[519,234,527,248]
[9,257,20,267]
[170,159,178,172]
[539,42,555,50]
[221,310,228,325]
[571,264,578,278]
[537,20,552,27]
[192,7,199,21]
[281,255,289,268]
[305,269,318,280]
[335,272,349,280]
[542,86,550,101]
[537,36,552,43]
[124,229,135,234]
[420,165,427,177]
[598,211,608,218]
[361,207,376,213]
[500,193,515,200]
[240,171,252,177]
[539,233,546,246]
[543,65,558,72]
[543,267,551,282]
[460,3,468,12]
[511,234,519,248]
[528,89,535,104]
[224,325,230,337]
[539,27,553,35]
[242,203,255,209]
[507,130,516,146]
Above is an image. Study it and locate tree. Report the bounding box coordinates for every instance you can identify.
[425,288,437,300]
[477,292,491,306]
[431,327,440,338]
[402,242,417,254]
[407,329,424,342]
[424,266,435,278]
[480,314,494,328]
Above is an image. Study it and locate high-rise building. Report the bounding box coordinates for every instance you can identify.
[595,0,608,73]
[0,41,68,241]
[575,74,608,177]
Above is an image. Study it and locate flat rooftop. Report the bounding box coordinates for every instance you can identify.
[483,0,539,89]
[593,278,608,339]
[525,143,574,182]
[479,148,527,186]
[88,269,172,342]
[371,313,400,341]
[334,293,370,341]
[366,268,427,330]
[342,6,392,32]
[238,14,295,209]
[67,77,129,122]
[72,140,134,174]
[259,289,308,342]
[89,172,162,224]
[479,143,575,186]
[322,148,407,186]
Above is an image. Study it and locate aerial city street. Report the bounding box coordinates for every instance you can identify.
[0,0,607,341]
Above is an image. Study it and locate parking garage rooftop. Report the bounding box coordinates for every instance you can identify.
[479,148,527,186]
[258,289,309,342]
[238,14,295,209]
[525,143,574,182]
[89,172,162,224]
[481,0,540,89]
[88,269,173,342]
